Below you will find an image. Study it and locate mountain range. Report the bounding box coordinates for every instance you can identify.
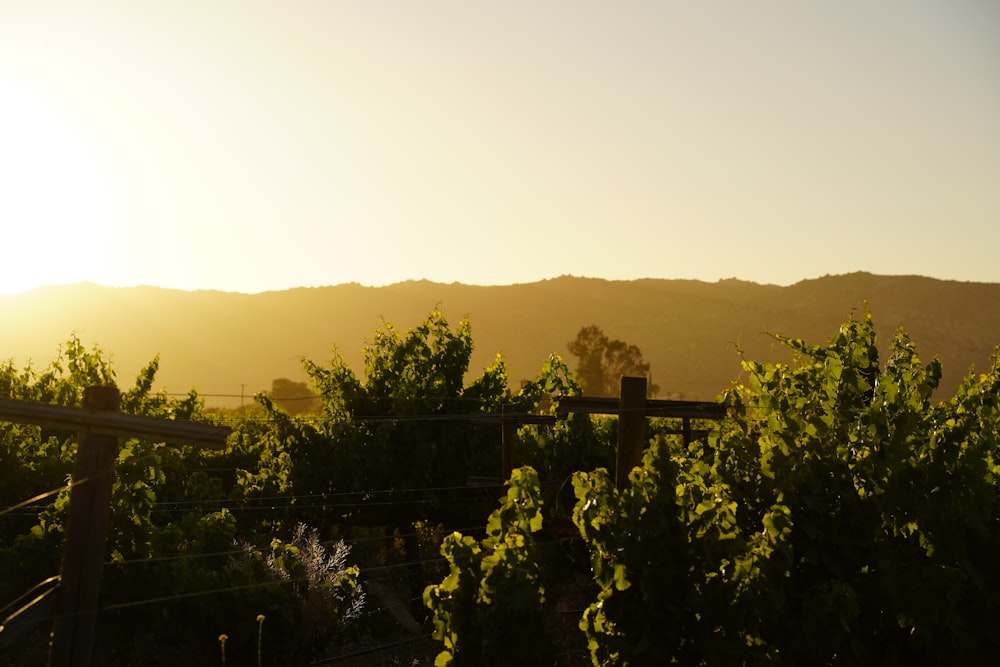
[2,273,998,408]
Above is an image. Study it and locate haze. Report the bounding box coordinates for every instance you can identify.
[2,2,999,296]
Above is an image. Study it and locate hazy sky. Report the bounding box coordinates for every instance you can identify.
[2,1,998,295]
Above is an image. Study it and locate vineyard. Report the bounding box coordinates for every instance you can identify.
[2,310,999,665]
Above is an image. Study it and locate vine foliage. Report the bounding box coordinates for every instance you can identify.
[424,467,552,666]
[428,313,1000,666]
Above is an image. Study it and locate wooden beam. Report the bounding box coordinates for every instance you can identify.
[552,395,621,415]
[352,412,556,425]
[644,399,728,420]
[0,398,230,449]
[555,395,727,420]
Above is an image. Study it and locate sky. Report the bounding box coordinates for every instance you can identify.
[1,1,999,295]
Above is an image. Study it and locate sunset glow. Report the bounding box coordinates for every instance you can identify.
[1,2,998,295]
[0,83,112,293]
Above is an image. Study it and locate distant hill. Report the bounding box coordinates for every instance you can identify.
[2,273,998,407]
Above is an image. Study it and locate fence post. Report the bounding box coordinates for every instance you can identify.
[49,385,121,667]
[615,376,647,489]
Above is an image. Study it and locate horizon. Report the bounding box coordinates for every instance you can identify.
[0,270,1000,297]
[3,270,1000,299]
[3,271,1000,413]
[2,2,998,296]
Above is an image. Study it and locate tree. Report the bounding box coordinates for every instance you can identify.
[267,377,321,415]
[567,325,659,397]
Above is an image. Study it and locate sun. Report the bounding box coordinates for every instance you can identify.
[0,83,111,295]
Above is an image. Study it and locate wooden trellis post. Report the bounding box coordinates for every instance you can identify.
[0,387,230,667]
[616,376,648,489]
[465,410,557,487]
[50,386,120,667]
[556,377,728,489]
[499,406,557,480]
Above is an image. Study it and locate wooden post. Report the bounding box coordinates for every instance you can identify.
[0,391,228,654]
[615,376,647,489]
[501,405,516,480]
[49,386,121,667]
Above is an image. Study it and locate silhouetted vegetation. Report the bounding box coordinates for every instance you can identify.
[3,274,999,408]
[267,377,321,415]
[3,304,1000,664]
[567,324,659,397]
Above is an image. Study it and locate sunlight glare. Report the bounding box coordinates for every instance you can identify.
[0,84,111,295]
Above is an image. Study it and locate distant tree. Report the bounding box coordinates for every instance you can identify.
[567,325,660,397]
[268,377,321,414]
